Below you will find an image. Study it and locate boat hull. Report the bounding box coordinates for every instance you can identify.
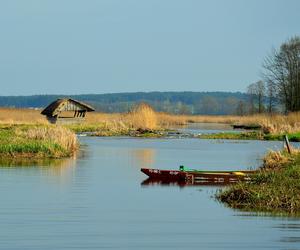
[141,168,252,184]
[141,168,186,181]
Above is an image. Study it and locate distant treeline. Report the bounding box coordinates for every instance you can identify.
[0,91,254,115]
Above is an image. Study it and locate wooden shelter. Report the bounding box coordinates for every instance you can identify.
[41,98,95,124]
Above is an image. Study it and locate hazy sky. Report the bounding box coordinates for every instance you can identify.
[0,0,299,95]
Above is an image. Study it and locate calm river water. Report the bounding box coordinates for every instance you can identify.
[0,136,300,250]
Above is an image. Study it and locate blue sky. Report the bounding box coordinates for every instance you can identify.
[0,0,299,95]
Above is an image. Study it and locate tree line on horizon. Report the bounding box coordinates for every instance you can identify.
[0,92,250,115]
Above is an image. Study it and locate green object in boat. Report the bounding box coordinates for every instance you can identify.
[179,165,193,171]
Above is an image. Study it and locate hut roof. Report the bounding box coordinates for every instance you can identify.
[41,98,95,117]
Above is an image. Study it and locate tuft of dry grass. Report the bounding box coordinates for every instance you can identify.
[261,150,295,170]
[126,103,158,130]
[23,126,78,154]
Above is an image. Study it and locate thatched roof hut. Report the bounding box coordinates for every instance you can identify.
[41,98,95,124]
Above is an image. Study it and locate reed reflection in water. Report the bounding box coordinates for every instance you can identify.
[132,148,155,168]
[274,222,300,244]
[0,155,78,187]
[141,178,233,187]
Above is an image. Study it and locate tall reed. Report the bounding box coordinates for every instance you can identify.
[24,126,78,154]
[126,103,158,130]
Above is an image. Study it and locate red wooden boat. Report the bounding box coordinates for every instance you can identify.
[141,167,255,184]
[141,178,235,187]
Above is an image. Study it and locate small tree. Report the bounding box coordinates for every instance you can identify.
[266,80,277,113]
[247,81,265,114]
[256,80,266,113]
[236,101,246,116]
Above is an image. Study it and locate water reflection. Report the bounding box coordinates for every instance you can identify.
[141,178,233,187]
[132,148,155,168]
[275,223,300,231]
[280,236,300,243]
[276,223,300,245]
[0,156,77,177]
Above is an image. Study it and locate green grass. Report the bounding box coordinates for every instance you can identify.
[264,132,300,142]
[0,124,77,158]
[66,123,107,133]
[66,123,130,136]
[0,142,66,156]
[217,151,300,215]
[198,131,263,140]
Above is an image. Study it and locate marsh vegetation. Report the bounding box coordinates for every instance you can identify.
[1,106,300,139]
[0,125,78,158]
[218,150,300,214]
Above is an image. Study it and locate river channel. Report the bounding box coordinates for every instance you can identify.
[0,133,299,249]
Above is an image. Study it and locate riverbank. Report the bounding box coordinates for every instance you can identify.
[0,107,300,141]
[217,150,300,215]
[198,131,300,142]
[0,125,78,158]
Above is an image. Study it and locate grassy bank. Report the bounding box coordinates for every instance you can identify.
[217,150,300,214]
[198,131,263,140]
[264,132,300,142]
[0,125,78,158]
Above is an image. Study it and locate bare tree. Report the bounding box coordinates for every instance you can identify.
[247,81,265,114]
[200,96,219,115]
[247,83,257,114]
[236,101,246,116]
[266,80,277,113]
[256,80,266,113]
[263,36,300,112]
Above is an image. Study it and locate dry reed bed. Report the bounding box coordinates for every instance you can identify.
[0,108,48,124]
[0,107,300,135]
[161,112,300,133]
[70,111,300,138]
